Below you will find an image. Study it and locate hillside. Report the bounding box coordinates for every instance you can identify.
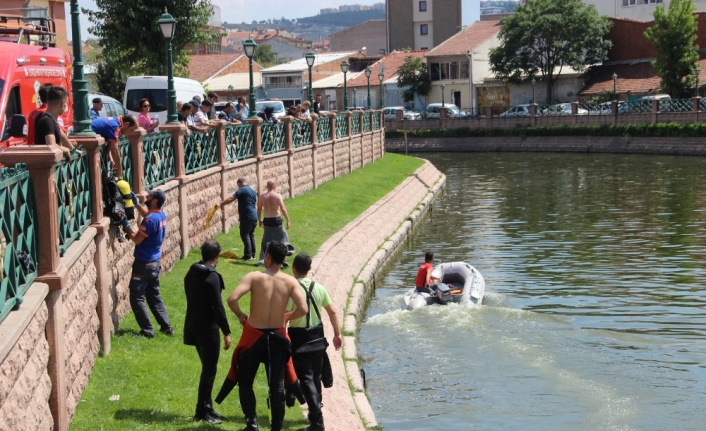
[297,9,385,27]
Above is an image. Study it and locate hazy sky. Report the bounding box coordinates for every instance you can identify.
[67,0,383,40]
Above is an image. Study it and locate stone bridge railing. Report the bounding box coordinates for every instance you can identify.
[0,110,385,431]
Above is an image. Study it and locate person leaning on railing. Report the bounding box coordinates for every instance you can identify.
[194,100,218,134]
[217,102,242,125]
[178,102,193,137]
[29,84,79,161]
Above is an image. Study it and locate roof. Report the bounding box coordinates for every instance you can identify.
[347,50,427,87]
[425,20,501,57]
[203,72,262,92]
[328,19,385,37]
[187,53,245,81]
[261,51,358,73]
[312,72,346,89]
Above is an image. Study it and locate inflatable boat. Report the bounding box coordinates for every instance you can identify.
[405,262,485,310]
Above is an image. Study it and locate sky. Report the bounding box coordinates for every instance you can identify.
[67,0,480,41]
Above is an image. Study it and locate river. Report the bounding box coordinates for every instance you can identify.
[358,152,706,431]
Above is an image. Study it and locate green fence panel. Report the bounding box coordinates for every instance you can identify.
[0,164,39,325]
[335,114,348,138]
[56,147,93,256]
[261,122,285,155]
[225,124,254,162]
[100,136,134,189]
[292,120,312,148]
[317,116,332,142]
[372,112,380,130]
[143,131,176,189]
[363,112,371,132]
[185,131,219,174]
[659,99,692,113]
[351,113,361,135]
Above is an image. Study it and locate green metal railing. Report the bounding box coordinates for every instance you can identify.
[261,122,285,155]
[363,112,371,132]
[659,99,692,113]
[351,113,361,134]
[143,131,175,189]
[0,164,39,325]
[56,147,93,256]
[335,114,348,138]
[293,120,312,148]
[700,98,706,112]
[317,116,332,142]
[372,112,380,130]
[225,124,254,162]
[184,131,219,174]
[99,137,134,189]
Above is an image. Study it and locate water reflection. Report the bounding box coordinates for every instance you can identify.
[359,153,706,431]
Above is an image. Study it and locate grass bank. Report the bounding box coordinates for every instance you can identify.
[70,153,424,431]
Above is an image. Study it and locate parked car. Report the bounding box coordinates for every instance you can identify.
[212,101,228,114]
[499,105,531,117]
[542,103,588,116]
[254,100,286,119]
[383,107,421,121]
[88,93,126,118]
[425,103,462,118]
[124,76,205,126]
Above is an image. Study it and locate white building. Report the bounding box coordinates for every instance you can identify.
[583,0,706,21]
[209,4,222,27]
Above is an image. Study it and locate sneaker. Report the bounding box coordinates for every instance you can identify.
[254,260,264,267]
[160,327,174,337]
[139,330,154,339]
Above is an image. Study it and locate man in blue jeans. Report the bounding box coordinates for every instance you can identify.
[123,189,173,338]
[217,178,258,260]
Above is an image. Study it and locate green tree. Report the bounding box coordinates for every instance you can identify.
[644,0,699,98]
[396,56,432,107]
[254,44,278,67]
[84,0,213,78]
[489,0,612,103]
[94,59,128,102]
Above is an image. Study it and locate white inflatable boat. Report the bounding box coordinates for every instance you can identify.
[405,262,485,310]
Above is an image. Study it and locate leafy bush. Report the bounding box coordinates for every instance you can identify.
[385,123,706,139]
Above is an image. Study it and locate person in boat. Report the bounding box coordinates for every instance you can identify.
[221,242,308,431]
[415,252,441,293]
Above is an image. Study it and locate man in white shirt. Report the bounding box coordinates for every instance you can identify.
[193,100,214,133]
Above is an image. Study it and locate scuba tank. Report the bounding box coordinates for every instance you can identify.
[116,179,135,220]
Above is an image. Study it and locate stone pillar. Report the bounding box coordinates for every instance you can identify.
[126,129,146,195]
[571,101,579,124]
[216,121,230,233]
[651,99,659,123]
[395,108,403,122]
[358,111,365,166]
[78,136,113,356]
[246,117,264,194]
[162,123,189,257]
[0,145,69,431]
[311,114,319,189]
[282,116,295,198]
[530,103,537,127]
[693,96,701,123]
[440,107,447,130]
[611,101,618,125]
[485,106,493,128]
[344,112,353,173]
[329,113,337,179]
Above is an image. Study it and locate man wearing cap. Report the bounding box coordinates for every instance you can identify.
[91,115,138,179]
[90,97,103,120]
[123,189,173,338]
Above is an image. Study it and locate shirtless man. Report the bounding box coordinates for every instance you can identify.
[226,242,308,431]
[255,180,293,266]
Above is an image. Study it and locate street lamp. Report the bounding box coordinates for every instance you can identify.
[341,60,350,110]
[353,88,357,108]
[243,38,258,118]
[612,73,618,101]
[157,9,178,124]
[695,65,702,97]
[441,83,446,107]
[69,0,93,134]
[228,85,234,102]
[264,90,268,99]
[531,78,536,104]
[365,66,372,110]
[378,70,384,108]
[306,51,316,113]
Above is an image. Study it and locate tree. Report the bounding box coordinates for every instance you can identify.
[83,0,213,78]
[254,44,278,67]
[645,0,699,99]
[95,59,128,102]
[489,0,612,103]
[396,56,431,107]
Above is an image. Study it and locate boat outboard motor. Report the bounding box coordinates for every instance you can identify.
[435,283,453,304]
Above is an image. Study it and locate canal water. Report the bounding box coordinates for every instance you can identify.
[358,152,706,431]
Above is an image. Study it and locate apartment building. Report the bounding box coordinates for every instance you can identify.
[386,0,463,52]
[584,0,706,21]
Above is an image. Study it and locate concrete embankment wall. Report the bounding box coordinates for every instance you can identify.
[0,126,385,431]
[386,136,706,156]
[310,161,445,430]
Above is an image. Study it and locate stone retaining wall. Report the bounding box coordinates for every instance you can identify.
[308,161,445,430]
[386,136,706,156]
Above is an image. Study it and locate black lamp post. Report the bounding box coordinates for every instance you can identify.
[365,66,372,110]
[696,65,702,97]
[69,0,93,135]
[353,88,357,108]
[264,90,268,99]
[228,85,233,102]
[306,51,315,113]
[244,38,258,118]
[531,78,536,104]
[441,84,446,107]
[612,73,618,101]
[341,60,350,111]
[157,9,178,124]
[378,70,384,108]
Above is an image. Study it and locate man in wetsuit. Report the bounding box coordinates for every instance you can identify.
[255,180,292,267]
[415,251,440,293]
[227,241,308,431]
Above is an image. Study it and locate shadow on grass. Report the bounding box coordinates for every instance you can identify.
[113,408,185,424]
[114,328,142,337]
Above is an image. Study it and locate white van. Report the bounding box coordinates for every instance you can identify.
[123,76,206,128]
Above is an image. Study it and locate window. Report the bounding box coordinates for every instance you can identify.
[429,62,470,81]
[420,24,428,35]
[419,1,427,11]
[622,0,662,5]
[125,89,167,112]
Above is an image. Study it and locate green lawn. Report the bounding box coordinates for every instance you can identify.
[70,153,424,431]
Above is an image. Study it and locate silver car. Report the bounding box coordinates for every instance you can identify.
[499,105,530,117]
[383,107,421,121]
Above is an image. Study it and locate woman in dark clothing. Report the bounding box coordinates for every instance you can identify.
[184,240,232,424]
[257,105,279,123]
